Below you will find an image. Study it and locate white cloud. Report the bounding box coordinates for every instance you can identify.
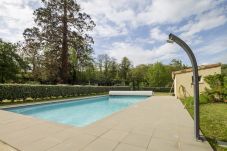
[78,0,225,40]
[78,0,136,38]
[150,27,167,42]
[81,0,219,28]
[105,42,179,65]
[136,0,221,26]
[0,0,39,42]
[180,8,227,37]
[165,8,227,47]
[92,22,128,38]
[200,54,227,65]
[0,28,9,34]
[198,36,227,54]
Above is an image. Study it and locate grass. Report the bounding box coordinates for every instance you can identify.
[181,97,227,151]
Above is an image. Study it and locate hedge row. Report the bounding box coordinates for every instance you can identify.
[0,84,130,101]
[141,87,172,92]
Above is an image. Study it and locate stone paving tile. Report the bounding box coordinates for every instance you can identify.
[131,127,154,136]
[121,132,151,148]
[47,143,81,151]
[0,119,41,136]
[82,138,119,151]
[111,123,135,132]
[180,142,214,151]
[20,122,66,135]
[21,137,62,151]
[131,121,158,131]
[90,118,119,129]
[100,129,129,141]
[0,116,26,125]
[2,131,47,150]
[148,137,180,151]
[0,141,18,151]
[83,125,111,136]
[178,129,195,143]
[2,134,45,150]
[47,134,96,151]
[152,127,179,142]
[114,143,146,151]
[48,127,82,141]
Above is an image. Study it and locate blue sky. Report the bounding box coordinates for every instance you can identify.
[0,0,227,66]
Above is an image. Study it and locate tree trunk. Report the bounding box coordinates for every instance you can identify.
[32,55,37,80]
[61,0,69,83]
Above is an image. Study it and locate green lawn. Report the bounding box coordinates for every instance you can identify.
[182,98,227,151]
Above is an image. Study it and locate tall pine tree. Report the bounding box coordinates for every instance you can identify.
[23,0,95,83]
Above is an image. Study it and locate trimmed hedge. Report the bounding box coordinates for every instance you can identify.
[141,87,172,92]
[0,84,130,101]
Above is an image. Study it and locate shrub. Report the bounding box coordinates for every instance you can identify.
[199,93,210,104]
[182,96,194,108]
[182,94,210,108]
[204,74,227,102]
[0,84,130,102]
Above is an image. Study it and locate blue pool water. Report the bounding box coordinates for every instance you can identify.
[5,96,148,127]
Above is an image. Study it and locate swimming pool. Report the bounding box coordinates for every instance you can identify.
[4,95,149,127]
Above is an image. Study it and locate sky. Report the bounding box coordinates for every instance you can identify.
[0,0,227,66]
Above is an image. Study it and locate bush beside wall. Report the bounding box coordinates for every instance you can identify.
[0,84,130,101]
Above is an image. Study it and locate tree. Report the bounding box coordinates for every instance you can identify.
[146,62,170,87]
[22,27,43,81]
[109,57,119,84]
[119,57,132,85]
[130,64,149,90]
[24,0,95,83]
[0,39,27,83]
[95,54,119,85]
[103,54,111,80]
[84,62,96,85]
[170,59,187,71]
[96,54,105,84]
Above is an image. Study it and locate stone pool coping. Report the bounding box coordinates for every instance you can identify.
[0,96,213,151]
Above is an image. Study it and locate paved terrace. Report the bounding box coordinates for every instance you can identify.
[0,96,213,151]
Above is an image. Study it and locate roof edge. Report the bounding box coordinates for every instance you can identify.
[172,63,221,75]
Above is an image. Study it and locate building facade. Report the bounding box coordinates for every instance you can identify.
[172,63,221,99]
